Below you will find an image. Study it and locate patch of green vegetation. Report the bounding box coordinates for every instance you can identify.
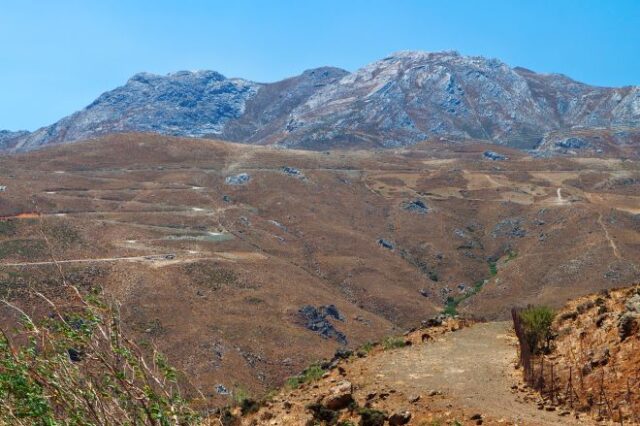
[443,298,459,316]
[488,260,498,276]
[233,387,259,415]
[442,279,487,317]
[0,289,197,425]
[0,220,16,236]
[519,305,555,354]
[285,363,325,389]
[338,421,356,426]
[306,402,339,424]
[505,250,518,262]
[358,407,387,426]
[382,336,406,350]
[359,341,374,354]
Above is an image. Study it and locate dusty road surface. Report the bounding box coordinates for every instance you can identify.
[365,322,590,425]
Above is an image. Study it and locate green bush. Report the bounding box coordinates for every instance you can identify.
[358,407,387,426]
[0,287,197,425]
[285,363,325,389]
[520,305,555,353]
[382,336,406,350]
[488,260,498,276]
[359,341,374,354]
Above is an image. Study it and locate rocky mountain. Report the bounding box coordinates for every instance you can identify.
[3,51,639,153]
[0,130,29,151]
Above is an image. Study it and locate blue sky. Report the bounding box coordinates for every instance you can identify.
[2,0,639,131]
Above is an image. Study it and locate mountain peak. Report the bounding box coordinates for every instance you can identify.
[384,49,462,60]
[127,70,227,85]
[4,52,639,153]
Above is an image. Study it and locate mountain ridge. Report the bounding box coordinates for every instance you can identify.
[2,50,639,153]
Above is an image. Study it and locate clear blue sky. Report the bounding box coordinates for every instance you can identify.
[2,0,639,131]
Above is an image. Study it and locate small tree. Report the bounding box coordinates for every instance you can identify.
[519,305,555,354]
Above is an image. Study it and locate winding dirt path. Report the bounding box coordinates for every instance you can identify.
[597,213,621,259]
[365,322,590,425]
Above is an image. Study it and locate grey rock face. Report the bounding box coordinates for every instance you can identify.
[483,150,508,161]
[4,51,639,152]
[0,130,29,150]
[224,173,250,185]
[298,304,347,344]
[403,199,429,214]
[11,70,259,151]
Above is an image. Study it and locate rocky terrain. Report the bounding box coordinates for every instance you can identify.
[2,51,639,155]
[528,285,640,424]
[234,318,588,425]
[0,133,638,409]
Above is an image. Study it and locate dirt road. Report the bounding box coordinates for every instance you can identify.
[365,322,590,425]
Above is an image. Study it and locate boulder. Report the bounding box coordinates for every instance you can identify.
[323,381,354,410]
[281,166,305,179]
[378,238,394,250]
[225,173,250,185]
[556,137,588,149]
[389,411,412,425]
[403,199,429,214]
[483,150,508,161]
[618,313,637,341]
[625,294,640,312]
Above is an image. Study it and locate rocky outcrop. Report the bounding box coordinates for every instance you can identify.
[0,130,29,150]
[298,304,347,344]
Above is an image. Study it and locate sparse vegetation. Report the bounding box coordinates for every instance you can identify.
[0,287,197,425]
[0,239,46,260]
[442,280,487,317]
[505,250,518,262]
[519,305,555,353]
[45,220,83,248]
[359,341,374,354]
[306,402,339,424]
[233,387,259,415]
[285,363,325,389]
[382,336,406,350]
[488,260,498,276]
[183,262,240,290]
[358,407,387,426]
[0,220,16,236]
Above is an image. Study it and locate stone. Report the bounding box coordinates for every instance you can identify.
[388,410,411,425]
[378,238,394,250]
[215,384,230,395]
[281,166,305,179]
[483,150,508,161]
[555,137,588,149]
[403,199,429,214]
[323,381,353,410]
[618,313,637,341]
[225,173,250,185]
[625,294,640,312]
[408,394,421,403]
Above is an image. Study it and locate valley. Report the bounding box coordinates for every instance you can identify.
[1,133,638,408]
